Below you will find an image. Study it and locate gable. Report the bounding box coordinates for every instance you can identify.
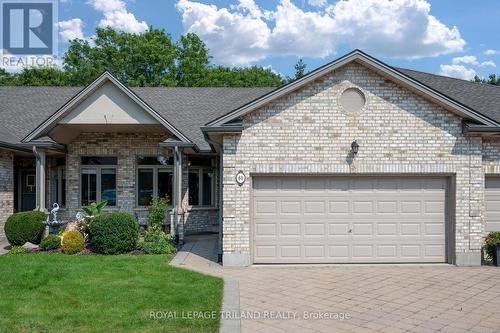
[59,81,159,125]
[237,62,465,165]
[207,50,499,128]
[23,72,191,145]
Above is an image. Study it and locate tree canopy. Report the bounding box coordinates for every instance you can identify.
[0,28,285,88]
[473,74,500,86]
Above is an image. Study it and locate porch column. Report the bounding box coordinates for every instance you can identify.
[33,146,47,212]
[172,146,184,243]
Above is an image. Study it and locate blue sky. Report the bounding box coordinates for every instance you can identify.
[54,0,499,80]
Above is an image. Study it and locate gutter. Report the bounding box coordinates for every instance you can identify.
[0,141,31,153]
[463,123,500,134]
[200,126,243,133]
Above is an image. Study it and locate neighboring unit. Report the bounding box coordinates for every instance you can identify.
[1,50,500,266]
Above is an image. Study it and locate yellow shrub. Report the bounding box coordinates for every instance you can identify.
[62,231,85,255]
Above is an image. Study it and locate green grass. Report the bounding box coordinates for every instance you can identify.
[0,254,223,333]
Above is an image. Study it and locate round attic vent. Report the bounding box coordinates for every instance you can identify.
[340,88,366,114]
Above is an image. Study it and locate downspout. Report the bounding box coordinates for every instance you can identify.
[33,146,41,211]
[204,134,224,263]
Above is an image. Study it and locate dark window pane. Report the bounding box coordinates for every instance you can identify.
[137,156,173,165]
[202,171,214,206]
[189,172,199,206]
[158,170,173,205]
[81,156,117,165]
[101,168,116,206]
[188,156,213,167]
[138,169,154,206]
[61,170,66,207]
[81,168,97,206]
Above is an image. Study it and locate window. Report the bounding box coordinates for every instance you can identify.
[81,157,117,207]
[188,156,215,206]
[137,156,173,206]
[50,165,66,207]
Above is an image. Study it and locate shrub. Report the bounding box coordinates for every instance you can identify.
[40,235,61,251]
[62,231,85,255]
[148,197,169,228]
[485,232,500,260]
[9,246,27,254]
[90,212,139,254]
[4,211,47,246]
[142,225,176,254]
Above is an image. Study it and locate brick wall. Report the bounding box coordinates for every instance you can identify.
[0,150,14,242]
[62,132,218,234]
[222,62,485,265]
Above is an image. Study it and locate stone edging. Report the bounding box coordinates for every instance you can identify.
[169,246,241,333]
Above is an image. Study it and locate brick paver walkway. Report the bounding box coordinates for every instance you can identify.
[173,235,500,333]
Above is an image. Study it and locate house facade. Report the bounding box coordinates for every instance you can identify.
[1,50,500,266]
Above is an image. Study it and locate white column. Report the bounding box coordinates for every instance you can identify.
[172,146,184,242]
[34,147,47,212]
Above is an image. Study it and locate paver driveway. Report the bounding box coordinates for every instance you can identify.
[173,235,500,333]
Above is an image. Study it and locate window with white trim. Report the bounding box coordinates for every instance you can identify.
[188,156,215,206]
[80,156,117,207]
[137,156,173,207]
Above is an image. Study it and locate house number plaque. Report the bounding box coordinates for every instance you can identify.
[236,171,246,186]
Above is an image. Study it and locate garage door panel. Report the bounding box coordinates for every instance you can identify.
[253,176,447,263]
[486,176,500,232]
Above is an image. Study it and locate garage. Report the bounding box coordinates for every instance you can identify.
[485,176,500,232]
[252,176,448,264]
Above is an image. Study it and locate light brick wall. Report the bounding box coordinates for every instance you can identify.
[222,63,485,264]
[0,150,14,242]
[62,132,217,234]
[483,137,500,174]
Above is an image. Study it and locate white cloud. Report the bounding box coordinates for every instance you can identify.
[87,0,148,34]
[58,18,85,42]
[439,64,475,80]
[451,55,478,65]
[480,61,496,68]
[308,0,327,7]
[177,0,466,66]
[484,49,499,56]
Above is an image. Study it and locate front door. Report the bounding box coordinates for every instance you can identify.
[20,170,36,211]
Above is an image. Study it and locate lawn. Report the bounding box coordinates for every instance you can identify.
[0,254,223,332]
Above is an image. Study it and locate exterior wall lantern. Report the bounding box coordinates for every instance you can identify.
[351,140,359,155]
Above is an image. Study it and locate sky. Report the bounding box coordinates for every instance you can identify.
[41,0,500,79]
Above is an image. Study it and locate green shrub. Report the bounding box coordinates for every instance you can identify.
[90,212,139,254]
[9,246,27,254]
[148,197,169,228]
[143,225,176,254]
[485,232,500,260]
[4,211,47,246]
[40,235,61,251]
[136,239,145,251]
[62,231,85,255]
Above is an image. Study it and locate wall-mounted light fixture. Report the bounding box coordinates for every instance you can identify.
[351,140,359,155]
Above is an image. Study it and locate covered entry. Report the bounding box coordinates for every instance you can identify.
[252,176,448,264]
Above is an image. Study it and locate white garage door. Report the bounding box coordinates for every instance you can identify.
[485,176,500,232]
[252,176,447,264]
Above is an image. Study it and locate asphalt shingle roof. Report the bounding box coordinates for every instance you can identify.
[395,67,500,124]
[1,67,499,151]
[0,86,274,150]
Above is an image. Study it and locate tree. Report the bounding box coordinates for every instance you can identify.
[0,28,285,88]
[176,33,210,86]
[204,66,285,87]
[473,74,500,86]
[0,68,13,85]
[64,27,178,87]
[287,59,307,82]
[14,67,69,86]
